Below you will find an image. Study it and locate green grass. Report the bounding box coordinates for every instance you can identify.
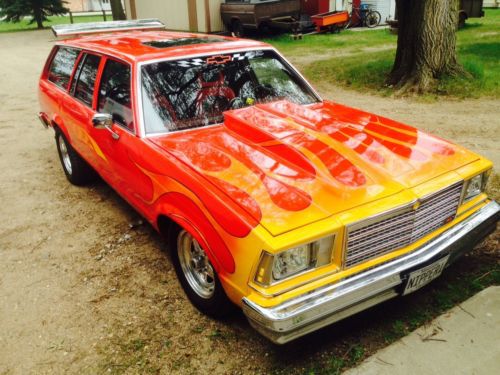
[266,9,500,98]
[264,28,394,57]
[0,15,107,33]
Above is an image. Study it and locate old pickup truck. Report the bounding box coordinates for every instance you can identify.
[221,0,301,36]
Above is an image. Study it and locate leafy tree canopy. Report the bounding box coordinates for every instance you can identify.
[0,0,69,29]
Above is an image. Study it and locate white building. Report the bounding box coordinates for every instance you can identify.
[484,0,499,7]
[123,0,223,33]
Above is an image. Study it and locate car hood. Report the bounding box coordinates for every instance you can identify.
[149,100,479,236]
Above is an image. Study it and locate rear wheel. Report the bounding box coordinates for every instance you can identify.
[55,130,96,186]
[170,226,234,318]
[365,10,381,28]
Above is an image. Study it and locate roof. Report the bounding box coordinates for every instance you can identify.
[58,31,270,64]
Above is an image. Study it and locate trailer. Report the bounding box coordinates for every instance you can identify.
[310,11,349,32]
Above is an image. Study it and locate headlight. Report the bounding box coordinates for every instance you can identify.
[463,171,490,203]
[254,235,335,286]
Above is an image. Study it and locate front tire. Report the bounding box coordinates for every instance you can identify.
[55,130,96,186]
[231,19,244,37]
[169,225,234,319]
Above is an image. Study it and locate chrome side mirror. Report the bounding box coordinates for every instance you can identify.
[92,113,119,140]
[92,113,113,129]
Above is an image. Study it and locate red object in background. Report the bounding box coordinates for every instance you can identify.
[300,0,329,16]
[302,0,362,28]
[310,11,349,32]
[352,0,362,26]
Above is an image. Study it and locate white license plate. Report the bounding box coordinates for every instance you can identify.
[403,255,449,296]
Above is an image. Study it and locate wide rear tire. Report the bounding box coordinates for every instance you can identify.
[55,130,96,186]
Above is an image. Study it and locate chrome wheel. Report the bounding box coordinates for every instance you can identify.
[58,135,72,175]
[177,230,215,299]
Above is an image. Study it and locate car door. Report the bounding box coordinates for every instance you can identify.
[91,57,153,210]
[61,52,108,174]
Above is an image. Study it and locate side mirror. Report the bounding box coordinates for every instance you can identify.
[92,113,113,129]
[92,113,119,140]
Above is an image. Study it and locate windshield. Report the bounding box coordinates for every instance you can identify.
[141,50,318,134]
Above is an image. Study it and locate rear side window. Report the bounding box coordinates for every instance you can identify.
[98,59,133,132]
[72,54,101,107]
[48,47,79,90]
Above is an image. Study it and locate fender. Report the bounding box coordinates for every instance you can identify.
[51,114,69,138]
[154,192,236,275]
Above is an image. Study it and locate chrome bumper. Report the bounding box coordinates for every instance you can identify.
[242,201,499,344]
[38,112,50,129]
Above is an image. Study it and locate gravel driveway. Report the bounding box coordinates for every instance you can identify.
[0,30,498,374]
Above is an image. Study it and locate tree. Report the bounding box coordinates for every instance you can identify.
[0,0,68,29]
[109,0,126,21]
[387,0,467,94]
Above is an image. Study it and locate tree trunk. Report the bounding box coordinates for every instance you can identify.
[388,0,466,94]
[33,4,44,29]
[110,0,126,20]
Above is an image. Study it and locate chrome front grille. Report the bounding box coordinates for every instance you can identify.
[345,182,463,268]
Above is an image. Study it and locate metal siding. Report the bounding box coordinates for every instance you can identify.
[362,0,394,24]
[209,0,224,32]
[127,0,190,31]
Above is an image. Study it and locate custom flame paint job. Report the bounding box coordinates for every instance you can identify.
[150,100,479,236]
[39,30,494,314]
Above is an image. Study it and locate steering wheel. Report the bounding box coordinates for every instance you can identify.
[254,84,276,101]
[227,97,246,110]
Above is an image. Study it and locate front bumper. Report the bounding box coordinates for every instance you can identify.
[242,201,499,344]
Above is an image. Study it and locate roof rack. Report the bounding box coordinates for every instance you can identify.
[51,19,165,37]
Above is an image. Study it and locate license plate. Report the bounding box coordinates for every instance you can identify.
[403,256,449,296]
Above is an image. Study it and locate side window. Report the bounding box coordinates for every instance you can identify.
[98,59,133,132]
[73,54,101,107]
[48,47,79,90]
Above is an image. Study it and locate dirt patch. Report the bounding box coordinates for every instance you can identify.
[288,43,394,67]
[0,30,498,374]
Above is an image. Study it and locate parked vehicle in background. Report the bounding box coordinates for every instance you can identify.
[221,0,301,36]
[38,20,499,344]
[386,0,483,31]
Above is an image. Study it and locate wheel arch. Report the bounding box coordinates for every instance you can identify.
[51,115,71,142]
[154,192,236,275]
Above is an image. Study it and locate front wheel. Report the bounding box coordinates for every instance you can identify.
[231,19,244,37]
[170,226,234,318]
[55,130,96,186]
[365,10,381,28]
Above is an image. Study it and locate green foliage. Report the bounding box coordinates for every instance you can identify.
[0,14,105,33]
[0,0,68,29]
